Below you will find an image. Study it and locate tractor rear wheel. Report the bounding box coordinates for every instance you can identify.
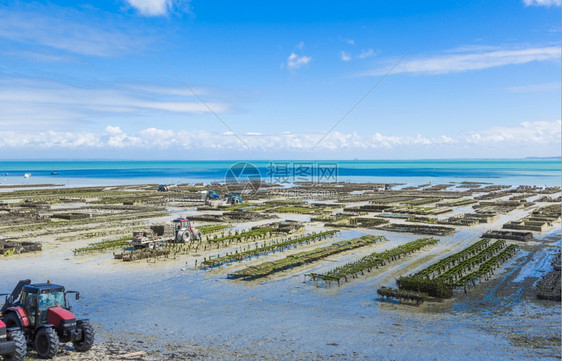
[34,328,59,359]
[195,230,203,241]
[181,230,191,242]
[3,329,26,361]
[72,321,94,352]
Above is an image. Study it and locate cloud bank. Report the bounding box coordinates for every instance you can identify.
[0,121,558,156]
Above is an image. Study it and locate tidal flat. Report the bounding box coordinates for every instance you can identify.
[0,181,560,360]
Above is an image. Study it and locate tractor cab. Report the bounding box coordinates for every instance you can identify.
[173,218,191,231]
[19,283,77,327]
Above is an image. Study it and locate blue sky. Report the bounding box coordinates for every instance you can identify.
[0,0,560,160]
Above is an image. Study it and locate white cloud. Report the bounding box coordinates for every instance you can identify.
[138,128,177,148]
[0,4,147,57]
[445,45,502,53]
[357,48,376,59]
[368,133,454,149]
[365,46,561,76]
[340,49,377,62]
[296,41,305,49]
[0,78,231,130]
[125,0,190,16]
[340,51,351,61]
[126,0,170,16]
[523,0,561,6]
[105,126,141,148]
[287,53,312,69]
[505,82,560,92]
[0,121,558,156]
[464,120,561,145]
[123,84,210,97]
[0,130,102,149]
[1,49,70,63]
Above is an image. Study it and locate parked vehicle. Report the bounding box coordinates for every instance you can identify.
[1,280,94,359]
[128,217,203,248]
[204,190,221,205]
[224,193,242,205]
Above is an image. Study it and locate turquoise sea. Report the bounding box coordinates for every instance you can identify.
[0,159,560,187]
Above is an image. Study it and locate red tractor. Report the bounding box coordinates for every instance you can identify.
[0,320,25,361]
[173,217,202,242]
[0,280,94,359]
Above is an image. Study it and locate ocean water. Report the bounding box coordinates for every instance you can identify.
[0,159,559,187]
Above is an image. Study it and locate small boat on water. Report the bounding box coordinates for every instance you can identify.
[24,173,31,178]
[51,171,59,175]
